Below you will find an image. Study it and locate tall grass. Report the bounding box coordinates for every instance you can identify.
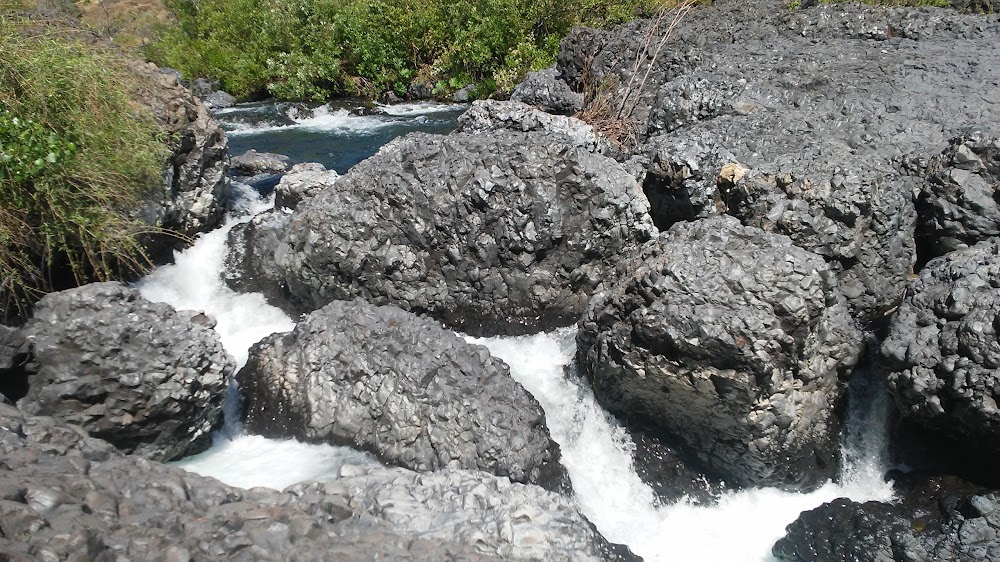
[0,18,169,319]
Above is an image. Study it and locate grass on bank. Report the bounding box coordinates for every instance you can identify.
[144,0,700,101]
[0,17,169,319]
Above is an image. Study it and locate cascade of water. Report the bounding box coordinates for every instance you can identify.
[139,105,897,561]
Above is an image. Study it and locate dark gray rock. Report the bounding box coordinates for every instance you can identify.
[0,405,624,561]
[577,216,863,489]
[224,209,293,307]
[457,100,617,156]
[510,67,584,116]
[0,325,31,404]
[772,498,923,562]
[880,239,1000,450]
[916,130,1000,261]
[554,2,1000,324]
[274,162,338,210]
[276,130,655,336]
[239,299,566,490]
[773,490,1000,562]
[19,282,233,461]
[230,149,291,177]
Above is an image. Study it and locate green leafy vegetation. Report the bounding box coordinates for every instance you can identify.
[145,0,699,101]
[0,18,169,318]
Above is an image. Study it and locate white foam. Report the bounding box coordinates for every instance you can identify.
[136,188,295,369]
[374,101,465,116]
[174,434,380,490]
[224,104,394,137]
[469,328,895,562]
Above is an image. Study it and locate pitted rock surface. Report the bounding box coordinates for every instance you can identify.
[0,406,626,561]
[137,65,230,240]
[880,239,1000,449]
[554,1,1000,324]
[510,66,583,116]
[277,130,655,336]
[19,282,233,461]
[577,216,862,489]
[773,492,1000,562]
[239,299,566,489]
[273,162,339,211]
[457,100,616,156]
[916,130,1000,261]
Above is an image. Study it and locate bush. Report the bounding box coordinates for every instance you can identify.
[145,0,687,101]
[0,18,169,319]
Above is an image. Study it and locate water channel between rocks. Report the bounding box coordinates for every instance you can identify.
[137,102,895,562]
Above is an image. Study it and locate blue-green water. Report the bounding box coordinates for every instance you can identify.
[216,99,466,174]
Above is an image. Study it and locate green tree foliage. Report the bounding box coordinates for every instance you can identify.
[146,0,684,100]
[0,19,168,317]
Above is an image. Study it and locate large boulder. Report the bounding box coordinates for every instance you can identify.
[553,3,1000,324]
[224,210,293,305]
[239,299,567,490]
[510,66,584,116]
[774,489,1000,562]
[136,65,230,242]
[915,130,1000,262]
[0,405,627,561]
[19,282,233,461]
[880,239,1000,450]
[577,216,863,489]
[273,161,338,210]
[230,149,291,177]
[276,130,655,336]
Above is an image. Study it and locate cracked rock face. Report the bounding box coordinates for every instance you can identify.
[19,282,233,461]
[0,405,625,561]
[277,130,655,336]
[916,130,1000,261]
[238,299,567,490]
[554,2,1000,324]
[577,216,862,489]
[773,493,1000,562]
[880,239,1000,449]
[137,65,230,242]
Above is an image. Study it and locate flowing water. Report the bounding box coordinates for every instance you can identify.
[137,102,895,561]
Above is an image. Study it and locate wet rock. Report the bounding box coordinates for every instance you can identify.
[18,282,233,461]
[224,210,293,307]
[230,149,291,177]
[510,66,584,116]
[880,239,1000,451]
[772,498,920,562]
[239,299,567,490]
[276,130,655,336]
[457,100,617,156]
[915,130,1000,262]
[137,66,230,244]
[273,162,338,211]
[204,90,236,109]
[0,406,622,561]
[773,486,1000,562]
[577,216,863,489]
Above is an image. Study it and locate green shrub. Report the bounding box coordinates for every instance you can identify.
[145,0,690,101]
[0,18,169,318]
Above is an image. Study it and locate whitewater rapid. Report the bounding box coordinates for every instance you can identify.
[136,106,895,562]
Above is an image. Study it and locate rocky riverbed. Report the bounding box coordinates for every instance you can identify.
[3,1,1000,560]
